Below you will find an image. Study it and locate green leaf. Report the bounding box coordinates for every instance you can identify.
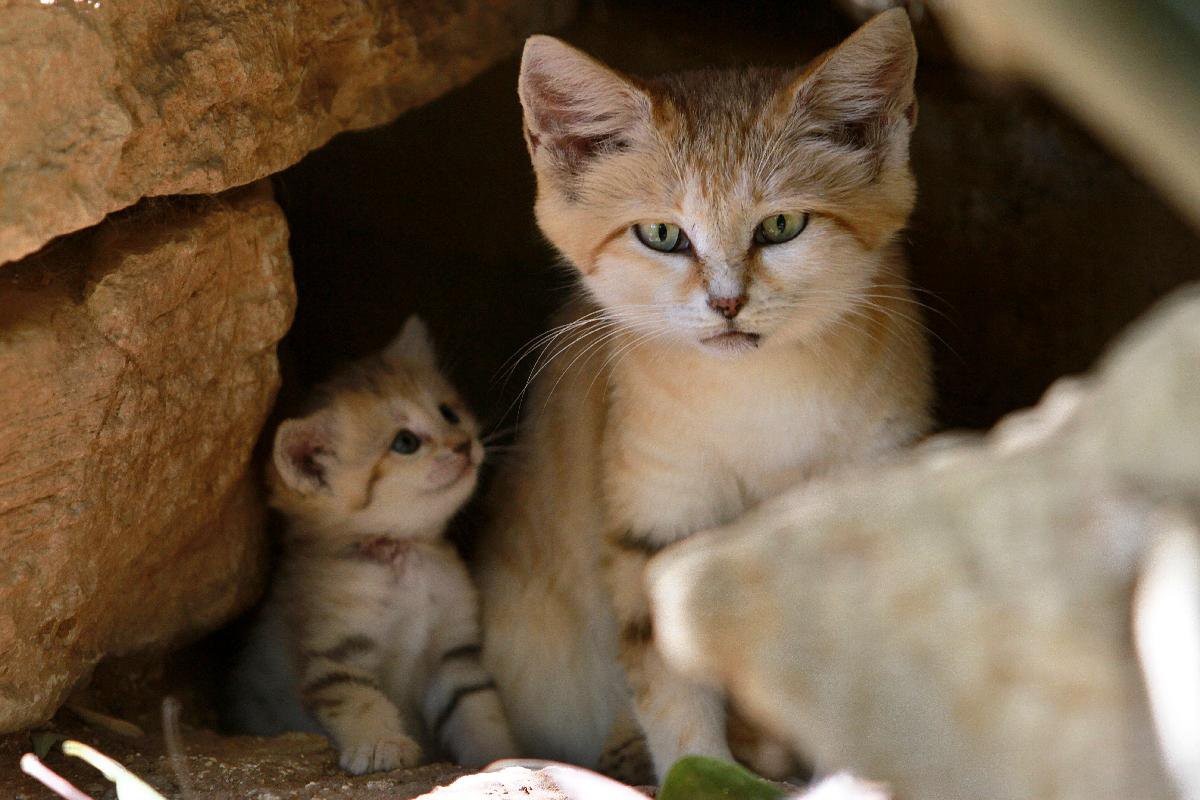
[659,756,787,800]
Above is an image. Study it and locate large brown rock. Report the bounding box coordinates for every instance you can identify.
[0,182,295,732]
[0,0,573,267]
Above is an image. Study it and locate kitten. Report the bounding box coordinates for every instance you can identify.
[476,9,932,782]
[229,317,516,774]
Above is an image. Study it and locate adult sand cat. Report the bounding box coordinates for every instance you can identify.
[476,9,933,781]
[230,318,516,774]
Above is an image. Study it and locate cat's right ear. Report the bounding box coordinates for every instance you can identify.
[518,36,650,169]
[273,412,336,495]
[383,315,437,370]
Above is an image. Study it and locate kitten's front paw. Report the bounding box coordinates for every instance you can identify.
[339,733,422,775]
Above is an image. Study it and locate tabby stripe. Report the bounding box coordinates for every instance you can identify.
[307,634,376,663]
[305,695,346,712]
[433,680,497,739]
[439,643,482,663]
[608,734,644,758]
[620,616,654,646]
[302,671,378,696]
[609,530,668,556]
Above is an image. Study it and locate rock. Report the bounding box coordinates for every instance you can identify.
[415,763,650,799]
[0,182,295,733]
[0,0,575,267]
[414,761,888,800]
[648,287,1200,800]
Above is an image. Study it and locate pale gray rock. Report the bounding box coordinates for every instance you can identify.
[649,287,1200,800]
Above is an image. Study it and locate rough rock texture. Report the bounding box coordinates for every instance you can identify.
[0,0,574,267]
[648,286,1200,800]
[0,182,295,733]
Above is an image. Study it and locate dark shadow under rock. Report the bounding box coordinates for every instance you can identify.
[275,0,1200,439]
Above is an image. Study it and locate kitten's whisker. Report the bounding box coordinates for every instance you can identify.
[587,325,671,397]
[481,425,519,445]
[540,324,642,411]
[500,303,678,398]
[804,287,958,329]
[507,317,638,423]
[494,311,614,385]
[786,285,961,362]
[516,318,623,390]
[602,328,672,396]
[499,302,676,382]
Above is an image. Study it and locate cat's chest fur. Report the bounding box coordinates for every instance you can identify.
[301,540,470,662]
[602,341,891,538]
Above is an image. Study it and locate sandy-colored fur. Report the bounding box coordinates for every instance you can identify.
[477,10,932,781]
[230,318,516,774]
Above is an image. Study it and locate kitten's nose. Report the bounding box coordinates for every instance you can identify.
[707,294,747,319]
[451,439,472,456]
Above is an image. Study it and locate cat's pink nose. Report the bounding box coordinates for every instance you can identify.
[707,294,746,319]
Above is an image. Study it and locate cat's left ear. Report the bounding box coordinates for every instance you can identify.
[383,316,437,369]
[789,8,918,142]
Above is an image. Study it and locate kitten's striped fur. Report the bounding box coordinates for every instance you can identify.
[230,318,516,774]
[477,10,932,781]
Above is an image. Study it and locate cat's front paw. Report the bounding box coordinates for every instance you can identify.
[338,733,422,775]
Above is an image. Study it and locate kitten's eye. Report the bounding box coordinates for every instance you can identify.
[633,222,691,253]
[391,429,421,455]
[439,403,460,425]
[754,212,809,245]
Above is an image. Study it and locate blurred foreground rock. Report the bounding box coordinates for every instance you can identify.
[414,760,888,799]
[649,286,1200,800]
[0,183,294,732]
[0,0,573,266]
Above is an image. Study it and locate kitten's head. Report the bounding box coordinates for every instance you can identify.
[268,317,482,537]
[518,9,917,355]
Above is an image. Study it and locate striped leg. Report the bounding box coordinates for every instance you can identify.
[423,643,518,768]
[607,531,733,779]
[300,634,421,774]
[595,710,655,785]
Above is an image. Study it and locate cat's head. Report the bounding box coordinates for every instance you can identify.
[519,9,917,355]
[268,317,482,536]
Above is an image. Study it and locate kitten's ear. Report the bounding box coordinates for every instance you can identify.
[518,35,651,168]
[383,315,437,369]
[790,8,918,142]
[273,412,336,495]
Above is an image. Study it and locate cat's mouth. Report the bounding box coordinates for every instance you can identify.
[700,330,761,353]
[427,456,477,492]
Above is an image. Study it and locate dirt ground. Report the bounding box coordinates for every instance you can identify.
[0,717,470,800]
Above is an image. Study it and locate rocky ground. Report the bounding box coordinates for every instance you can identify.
[0,718,470,800]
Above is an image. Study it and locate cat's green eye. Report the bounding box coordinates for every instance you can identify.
[754,212,809,245]
[634,222,691,253]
